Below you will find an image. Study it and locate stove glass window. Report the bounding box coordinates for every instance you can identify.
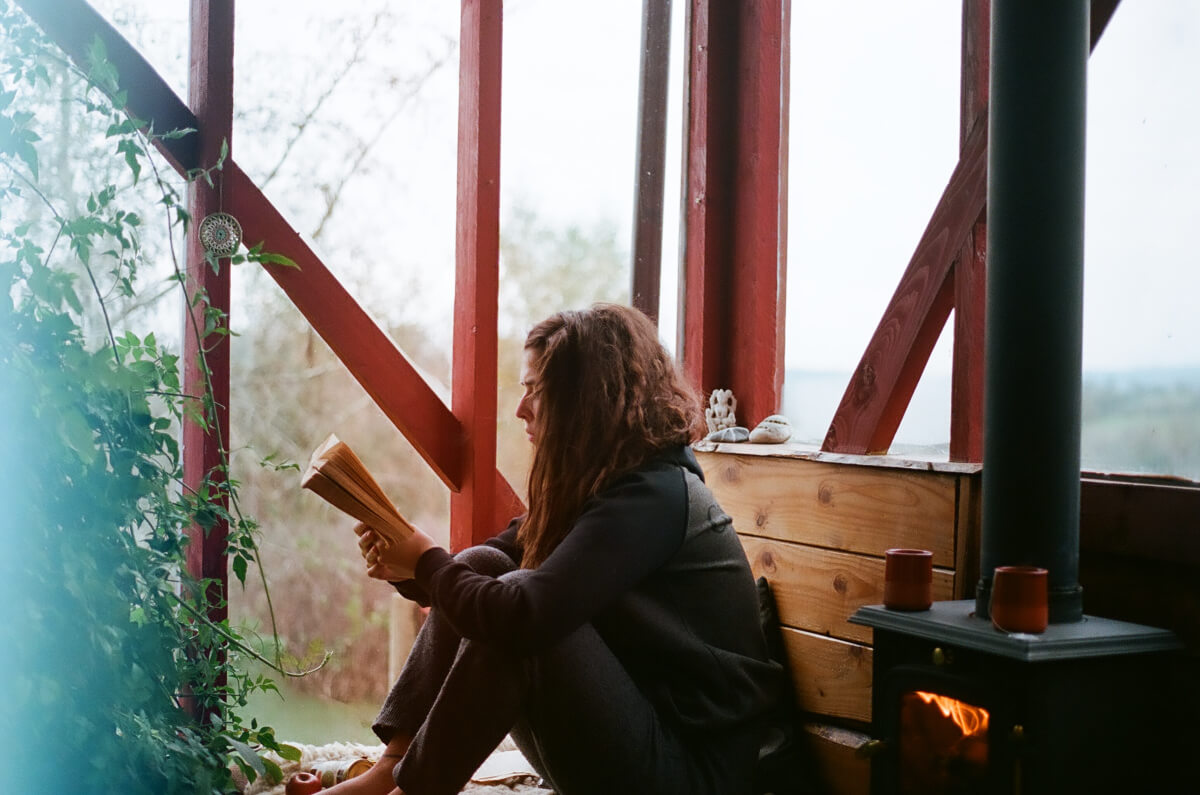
[898,690,989,794]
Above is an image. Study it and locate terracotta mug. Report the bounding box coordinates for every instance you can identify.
[990,565,1049,633]
[883,548,933,611]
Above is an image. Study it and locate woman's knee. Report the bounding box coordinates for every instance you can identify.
[454,544,516,577]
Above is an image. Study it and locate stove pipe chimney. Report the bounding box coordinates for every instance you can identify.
[976,0,1088,624]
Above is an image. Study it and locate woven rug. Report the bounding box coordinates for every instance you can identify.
[239,737,554,795]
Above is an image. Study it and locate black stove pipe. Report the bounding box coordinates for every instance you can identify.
[976,0,1088,624]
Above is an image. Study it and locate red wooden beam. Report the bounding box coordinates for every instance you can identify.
[681,0,789,429]
[949,0,990,463]
[182,0,233,660]
[631,0,673,325]
[824,0,1122,457]
[14,0,199,172]
[223,163,466,489]
[24,0,527,541]
[451,0,507,550]
[822,123,987,455]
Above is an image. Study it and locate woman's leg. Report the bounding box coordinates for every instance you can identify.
[326,545,515,795]
[372,545,515,743]
[394,570,758,795]
[509,621,758,795]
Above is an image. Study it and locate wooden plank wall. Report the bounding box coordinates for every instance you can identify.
[695,443,982,795]
[696,443,1200,794]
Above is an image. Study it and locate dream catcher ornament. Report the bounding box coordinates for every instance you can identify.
[198,211,242,258]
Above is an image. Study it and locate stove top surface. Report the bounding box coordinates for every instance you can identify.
[851,600,1180,661]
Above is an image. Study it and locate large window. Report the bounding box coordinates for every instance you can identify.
[783,2,962,450]
[1082,1,1200,480]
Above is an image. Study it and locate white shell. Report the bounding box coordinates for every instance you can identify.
[749,414,792,444]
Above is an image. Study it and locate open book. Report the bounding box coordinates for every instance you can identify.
[301,433,415,545]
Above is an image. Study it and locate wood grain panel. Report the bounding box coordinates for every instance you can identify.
[954,473,983,598]
[782,627,873,723]
[742,536,954,644]
[802,723,872,795]
[703,453,958,566]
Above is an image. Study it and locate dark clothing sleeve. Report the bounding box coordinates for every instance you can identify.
[413,466,689,654]
[391,516,524,607]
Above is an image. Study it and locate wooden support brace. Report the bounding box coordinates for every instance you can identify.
[949,0,990,463]
[224,162,467,490]
[825,0,1122,458]
[451,0,507,550]
[631,0,672,325]
[180,1,233,715]
[14,0,200,172]
[682,0,789,429]
[823,124,987,456]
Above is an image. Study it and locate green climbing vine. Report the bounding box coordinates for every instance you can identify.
[0,4,308,792]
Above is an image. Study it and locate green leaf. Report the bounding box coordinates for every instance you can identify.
[58,407,97,465]
[225,736,266,781]
[157,126,196,141]
[276,743,303,763]
[16,141,37,180]
[262,757,284,785]
[253,252,300,269]
[232,554,247,584]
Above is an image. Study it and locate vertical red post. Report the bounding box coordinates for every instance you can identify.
[681,0,789,428]
[451,0,502,551]
[183,1,233,628]
[631,0,673,325]
[950,0,990,462]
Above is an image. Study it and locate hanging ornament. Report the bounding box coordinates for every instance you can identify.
[198,211,242,258]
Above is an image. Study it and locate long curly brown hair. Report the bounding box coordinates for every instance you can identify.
[517,304,704,568]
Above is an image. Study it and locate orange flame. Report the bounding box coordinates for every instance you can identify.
[914,691,989,737]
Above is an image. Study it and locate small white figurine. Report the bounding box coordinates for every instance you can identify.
[705,389,737,434]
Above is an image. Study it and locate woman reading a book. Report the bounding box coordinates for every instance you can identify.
[333,304,781,795]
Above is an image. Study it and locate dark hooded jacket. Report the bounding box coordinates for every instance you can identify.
[402,445,782,731]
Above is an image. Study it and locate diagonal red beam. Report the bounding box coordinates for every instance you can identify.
[824,0,1122,457]
[15,0,199,173]
[24,0,525,510]
[224,161,466,489]
[822,122,987,455]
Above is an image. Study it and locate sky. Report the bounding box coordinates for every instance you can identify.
[93,0,1199,380]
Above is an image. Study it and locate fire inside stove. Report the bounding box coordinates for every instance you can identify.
[898,691,990,794]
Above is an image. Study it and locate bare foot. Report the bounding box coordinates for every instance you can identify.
[322,736,410,795]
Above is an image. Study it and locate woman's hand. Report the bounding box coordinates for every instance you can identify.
[353,522,438,582]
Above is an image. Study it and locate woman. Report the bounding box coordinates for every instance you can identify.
[332,304,781,795]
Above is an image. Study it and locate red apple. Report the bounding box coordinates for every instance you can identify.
[285,770,323,795]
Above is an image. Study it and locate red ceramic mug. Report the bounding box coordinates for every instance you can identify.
[883,548,933,611]
[990,565,1049,633]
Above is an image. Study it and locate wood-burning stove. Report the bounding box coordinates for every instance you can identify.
[851,602,1181,794]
